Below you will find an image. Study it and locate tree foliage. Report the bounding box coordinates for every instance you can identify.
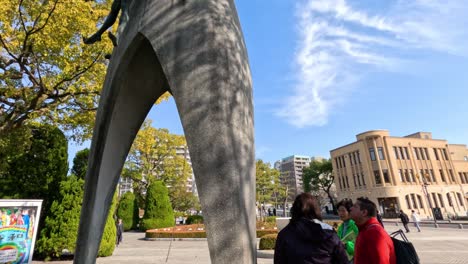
[117,192,135,231]
[0,124,68,230]
[256,160,280,220]
[71,148,89,179]
[0,0,116,140]
[35,175,117,259]
[302,159,337,213]
[125,120,194,208]
[140,181,174,230]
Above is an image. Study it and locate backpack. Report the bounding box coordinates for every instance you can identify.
[390,229,420,264]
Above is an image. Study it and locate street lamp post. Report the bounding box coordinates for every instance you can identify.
[422,174,438,226]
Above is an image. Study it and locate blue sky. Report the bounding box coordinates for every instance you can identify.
[69,0,468,167]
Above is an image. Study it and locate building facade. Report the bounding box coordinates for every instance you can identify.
[330,130,468,219]
[277,155,312,197]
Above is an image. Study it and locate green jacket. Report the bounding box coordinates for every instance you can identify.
[337,219,359,260]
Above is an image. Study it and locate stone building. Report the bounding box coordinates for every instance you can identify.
[330,130,468,219]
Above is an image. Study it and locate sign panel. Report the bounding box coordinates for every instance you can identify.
[0,200,42,264]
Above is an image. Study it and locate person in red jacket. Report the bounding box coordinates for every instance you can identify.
[350,197,396,264]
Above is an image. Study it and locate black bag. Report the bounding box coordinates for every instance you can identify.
[390,229,420,264]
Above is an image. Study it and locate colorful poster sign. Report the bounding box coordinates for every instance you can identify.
[0,200,42,264]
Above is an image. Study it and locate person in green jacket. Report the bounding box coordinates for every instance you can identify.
[337,199,359,263]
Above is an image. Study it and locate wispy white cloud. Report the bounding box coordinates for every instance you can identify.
[278,0,468,127]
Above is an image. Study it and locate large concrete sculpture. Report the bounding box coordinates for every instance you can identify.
[74,0,255,263]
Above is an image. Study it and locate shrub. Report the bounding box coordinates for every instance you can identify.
[98,192,118,257]
[117,192,135,231]
[256,229,278,238]
[259,234,277,250]
[133,197,140,230]
[265,216,277,223]
[186,215,204,224]
[35,176,117,259]
[140,181,174,230]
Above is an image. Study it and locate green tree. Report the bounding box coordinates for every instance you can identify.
[140,181,174,230]
[302,159,337,213]
[0,124,68,229]
[117,192,135,231]
[71,148,89,179]
[0,0,115,140]
[125,120,192,208]
[98,192,118,257]
[35,175,117,259]
[256,160,276,221]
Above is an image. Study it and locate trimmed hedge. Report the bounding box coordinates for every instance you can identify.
[98,192,118,257]
[259,234,277,250]
[117,192,136,231]
[140,181,174,230]
[186,215,204,224]
[256,229,278,238]
[265,216,277,223]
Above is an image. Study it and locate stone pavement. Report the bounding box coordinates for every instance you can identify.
[32,226,468,264]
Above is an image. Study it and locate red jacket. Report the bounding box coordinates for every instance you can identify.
[354,217,396,264]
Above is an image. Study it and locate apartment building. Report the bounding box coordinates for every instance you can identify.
[330,130,468,219]
[175,145,197,195]
[276,155,312,197]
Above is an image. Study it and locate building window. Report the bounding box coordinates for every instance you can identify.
[420,148,427,160]
[439,170,446,182]
[456,193,464,206]
[414,148,420,160]
[405,195,411,209]
[378,147,385,160]
[335,158,339,169]
[411,194,417,208]
[374,170,382,185]
[369,148,376,161]
[338,177,343,190]
[447,193,453,207]
[404,147,410,160]
[342,156,346,167]
[409,169,415,182]
[399,147,405,160]
[353,153,357,165]
[437,193,444,207]
[449,169,455,182]
[357,151,361,163]
[394,147,400,159]
[459,173,465,184]
[424,148,430,160]
[429,169,436,182]
[357,173,361,186]
[383,170,390,183]
[433,148,439,160]
[353,174,357,187]
[405,170,411,182]
[398,169,404,182]
[345,176,350,188]
[431,193,439,207]
[417,195,424,208]
[361,173,366,186]
[442,149,449,160]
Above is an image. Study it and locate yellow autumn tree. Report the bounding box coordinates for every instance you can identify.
[0,0,116,140]
[125,119,197,212]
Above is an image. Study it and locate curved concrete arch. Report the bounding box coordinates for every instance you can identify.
[74,1,255,263]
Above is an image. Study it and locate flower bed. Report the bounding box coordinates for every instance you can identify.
[145,224,279,239]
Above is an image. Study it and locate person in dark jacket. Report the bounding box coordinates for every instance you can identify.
[274,193,348,264]
[116,218,124,246]
[398,210,410,233]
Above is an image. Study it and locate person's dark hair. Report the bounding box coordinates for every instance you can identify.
[291,193,322,222]
[336,199,353,212]
[356,197,377,217]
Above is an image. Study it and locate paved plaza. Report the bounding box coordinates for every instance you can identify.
[32,225,468,264]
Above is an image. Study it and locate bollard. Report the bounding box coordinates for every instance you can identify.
[434,223,439,228]
[459,224,464,229]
